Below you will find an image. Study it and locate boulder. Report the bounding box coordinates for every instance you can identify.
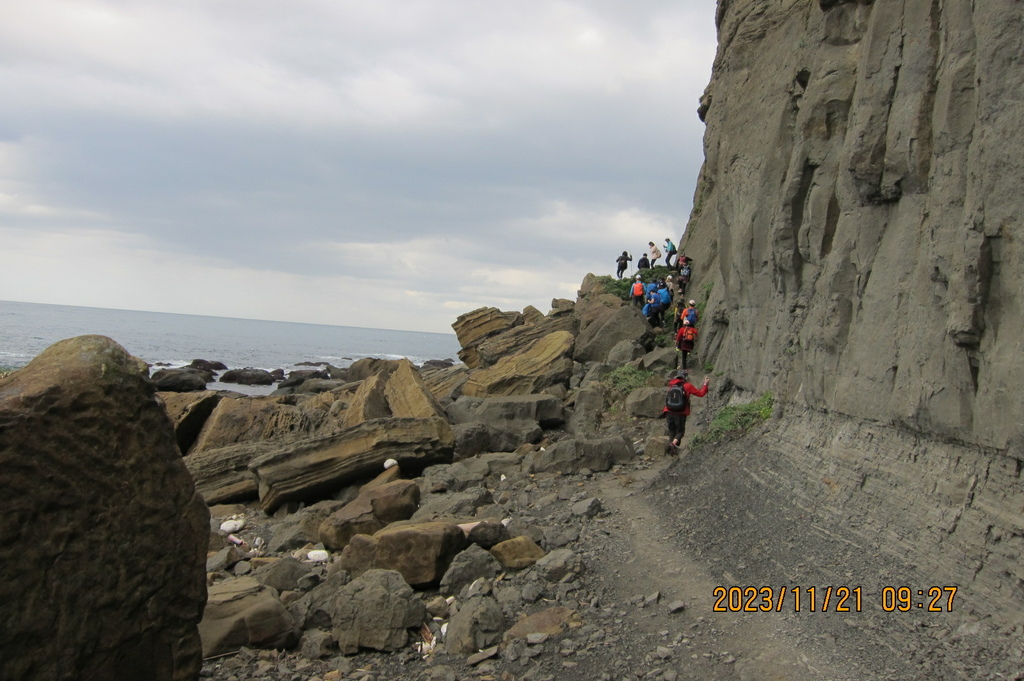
[638,347,680,373]
[199,577,298,658]
[151,367,210,392]
[574,304,652,364]
[420,363,471,403]
[452,307,524,369]
[607,339,647,365]
[502,606,580,645]
[461,331,574,398]
[528,435,636,474]
[453,421,542,458]
[384,359,448,420]
[220,368,276,386]
[467,521,511,549]
[189,358,228,372]
[338,522,468,587]
[0,335,209,681]
[341,372,391,428]
[447,394,565,428]
[439,544,502,596]
[287,572,351,632]
[535,549,584,582]
[474,313,576,368]
[567,384,610,434]
[446,595,506,654]
[412,487,494,522]
[345,358,401,383]
[331,569,426,655]
[253,557,315,593]
[625,387,668,418]
[489,536,546,570]
[318,480,421,551]
[190,395,326,454]
[249,416,454,513]
[184,441,262,504]
[159,390,224,454]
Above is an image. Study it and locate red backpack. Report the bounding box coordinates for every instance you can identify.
[631,281,644,296]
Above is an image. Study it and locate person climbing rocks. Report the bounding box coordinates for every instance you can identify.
[637,253,651,270]
[630,275,645,308]
[676,318,699,370]
[615,251,632,279]
[648,241,662,267]
[663,370,710,454]
[664,238,677,268]
[682,300,699,328]
[643,282,662,325]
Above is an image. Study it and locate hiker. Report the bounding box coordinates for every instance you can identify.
[648,241,662,267]
[655,281,672,327]
[664,238,677,268]
[642,283,662,324]
[637,253,651,270]
[615,251,632,279]
[682,300,699,328]
[630,275,645,308]
[676,318,698,370]
[663,370,710,454]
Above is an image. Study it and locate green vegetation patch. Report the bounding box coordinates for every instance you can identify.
[691,392,774,448]
[602,365,654,394]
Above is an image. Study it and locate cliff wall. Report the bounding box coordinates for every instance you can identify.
[686,0,1022,449]
[681,0,1024,632]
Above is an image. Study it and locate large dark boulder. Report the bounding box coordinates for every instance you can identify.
[0,335,209,681]
[151,367,210,392]
[220,368,276,385]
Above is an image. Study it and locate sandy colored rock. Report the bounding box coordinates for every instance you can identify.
[191,395,325,453]
[159,390,224,454]
[461,330,574,398]
[502,606,580,644]
[338,521,468,587]
[249,416,454,512]
[318,480,421,550]
[489,535,546,569]
[199,577,297,658]
[0,335,209,681]
[383,358,448,420]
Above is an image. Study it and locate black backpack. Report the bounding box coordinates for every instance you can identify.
[666,385,688,411]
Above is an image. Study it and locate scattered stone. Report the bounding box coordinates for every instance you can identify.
[330,569,426,655]
[466,645,500,665]
[490,535,547,569]
[446,595,506,654]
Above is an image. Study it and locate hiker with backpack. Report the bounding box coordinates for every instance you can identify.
[682,300,699,328]
[648,241,662,267]
[615,251,632,279]
[676,318,698,370]
[630,275,645,308]
[637,253,651,270]
[663,370,710,454]
[664,238,677,268]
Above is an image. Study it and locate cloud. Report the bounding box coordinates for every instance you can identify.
[0,1,717,333]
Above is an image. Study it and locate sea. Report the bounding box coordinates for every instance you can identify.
[0,300,462,395]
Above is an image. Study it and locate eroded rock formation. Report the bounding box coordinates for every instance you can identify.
[683,0,1024,629]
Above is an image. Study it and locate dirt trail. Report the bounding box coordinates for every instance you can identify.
[586,458,859,681]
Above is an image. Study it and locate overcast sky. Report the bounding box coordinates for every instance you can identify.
[0,1,716,334]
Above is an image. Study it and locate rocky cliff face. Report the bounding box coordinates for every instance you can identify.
[686,0,1021,449]
[682,0,1023,629]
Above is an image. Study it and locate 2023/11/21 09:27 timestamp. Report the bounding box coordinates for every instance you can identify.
[712,586,959,613]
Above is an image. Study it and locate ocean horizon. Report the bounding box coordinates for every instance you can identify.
[0,300,463,384]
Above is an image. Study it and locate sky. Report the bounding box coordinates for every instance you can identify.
[0,0,717,334]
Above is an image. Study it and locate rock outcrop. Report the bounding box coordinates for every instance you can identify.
[682,0,1024,630]
[0,335,208,681]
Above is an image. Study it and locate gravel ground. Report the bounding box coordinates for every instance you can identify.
[199,396,1021,681]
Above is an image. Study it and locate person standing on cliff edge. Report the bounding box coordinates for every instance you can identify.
[615,251,632,279]
[663,370,709,454]
[648,241,662,267]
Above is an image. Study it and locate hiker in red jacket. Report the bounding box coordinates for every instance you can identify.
[675,318,698,370]
[663,370,709,454]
